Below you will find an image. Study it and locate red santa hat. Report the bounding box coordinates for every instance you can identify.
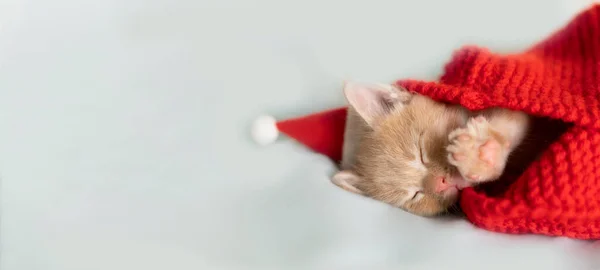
[251,107,348,163]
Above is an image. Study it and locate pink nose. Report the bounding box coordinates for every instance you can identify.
[435,176,454,193]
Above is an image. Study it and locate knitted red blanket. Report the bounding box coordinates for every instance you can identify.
[395,5,600,239]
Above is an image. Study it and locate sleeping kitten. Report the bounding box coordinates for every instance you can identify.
[333,82,530,216]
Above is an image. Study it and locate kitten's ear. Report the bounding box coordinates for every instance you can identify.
[343,81,412,127]
[332,170,364,195]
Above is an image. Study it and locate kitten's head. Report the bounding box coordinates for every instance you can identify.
[334,82,471,216]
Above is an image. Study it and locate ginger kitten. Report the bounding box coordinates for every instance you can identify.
[333,82,530,216]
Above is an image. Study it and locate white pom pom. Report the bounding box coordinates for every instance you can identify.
[251,115,279,145]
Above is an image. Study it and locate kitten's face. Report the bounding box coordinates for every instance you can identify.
[334,82,471,216]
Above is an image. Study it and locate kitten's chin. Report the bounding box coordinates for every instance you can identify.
[442,186,459,199]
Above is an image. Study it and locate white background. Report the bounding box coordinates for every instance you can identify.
[1,0,599,269]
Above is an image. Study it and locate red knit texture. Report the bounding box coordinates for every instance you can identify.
[396,5,600,239]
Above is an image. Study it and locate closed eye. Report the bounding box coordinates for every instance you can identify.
[411,191,423,201]
[418,132,428,165]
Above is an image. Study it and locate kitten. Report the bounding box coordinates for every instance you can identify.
[333,82,530,216]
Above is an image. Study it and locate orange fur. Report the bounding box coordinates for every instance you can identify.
[333,82,530,216]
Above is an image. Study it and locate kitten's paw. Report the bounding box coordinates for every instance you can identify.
[446,116,509,183]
